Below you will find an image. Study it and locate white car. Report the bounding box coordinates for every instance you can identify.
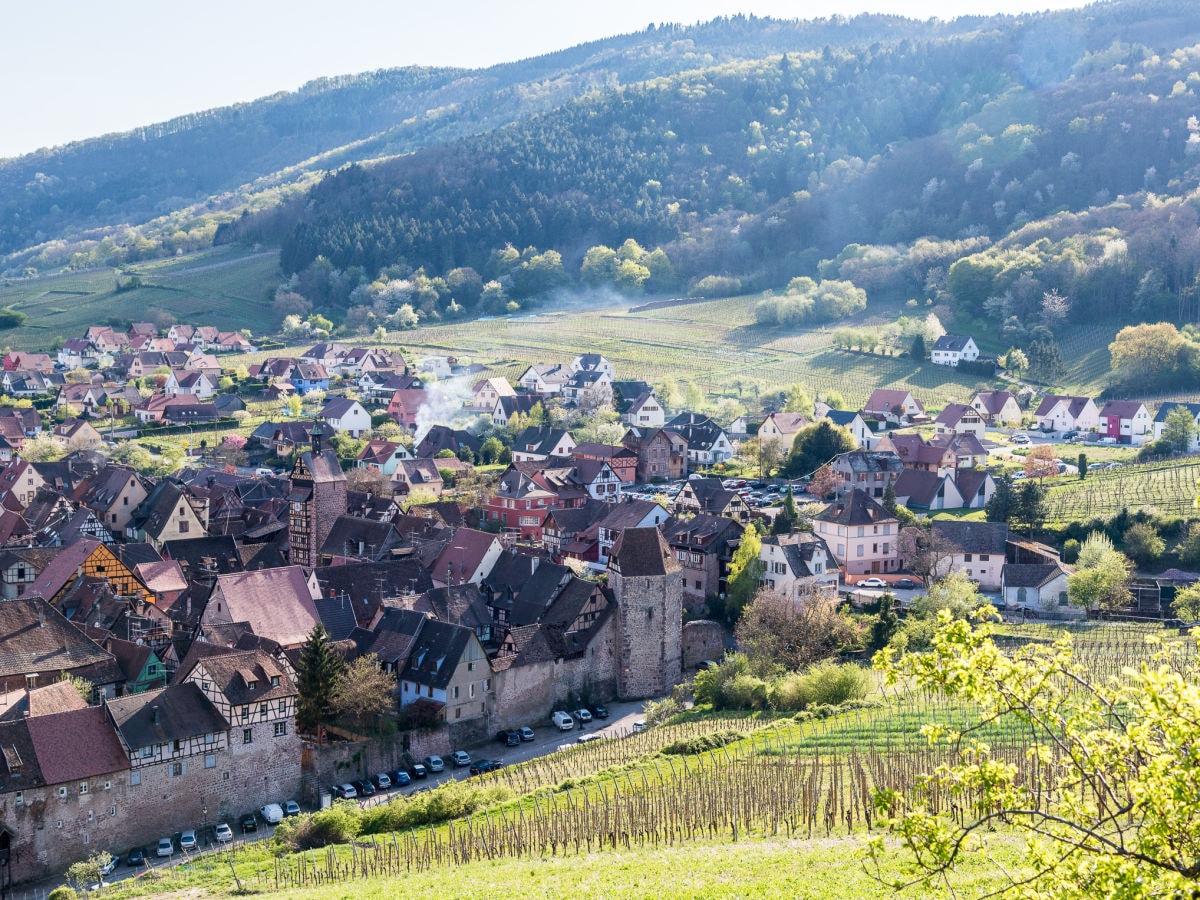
[215,823,234,843]
[1011,433,1031,444]
[259,803,283,824]
[179,830,197,851]
[156,837,174,858]
[856,577,887,588]
[451,750,472,767]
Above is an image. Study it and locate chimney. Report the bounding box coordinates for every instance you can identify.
[151,705,160,724]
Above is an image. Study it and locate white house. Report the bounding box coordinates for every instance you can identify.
[319,398,372,438]
[1034,396,1100,433]
[930,335,980,367]
[970,390,1023,425]
[1153,402,1200,451]
[1001,561,1079,618]
[759,532,839,599]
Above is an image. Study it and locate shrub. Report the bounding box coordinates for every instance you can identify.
[357,781,514,835]
[49,888,78,900]
[768,662,871,710]
[721,672,769,709]
[661,730,744,755]
[642,694,683,725]
[277,800,362,849]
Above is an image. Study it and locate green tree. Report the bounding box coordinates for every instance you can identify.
[785,420,856,477]
[296,625,344,736]
[724,528,764,625]
[330,653,396,732]
[874,611,1200,897]
[783,384,814,417]
[909,333,926,359]
[881,482,897,516]
[771,485,802,535]
[868,593,900,652]
[1161,405,1197,454]
[1170,581,1200,622]
[1013,479,1047,534]
[1077,451,1088,480]
[1123,521,1165,567]
[66,852,111,894]
[1068,532,1133,610]
[580,245,618,285]
[1179,522,1200,568]
[479,436,504,464]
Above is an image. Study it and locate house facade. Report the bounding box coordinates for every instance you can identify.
[929,335,980,366]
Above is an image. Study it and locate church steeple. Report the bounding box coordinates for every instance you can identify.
[309,419,328,454]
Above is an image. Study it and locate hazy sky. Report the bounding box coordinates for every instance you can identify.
[2,0,1090,159]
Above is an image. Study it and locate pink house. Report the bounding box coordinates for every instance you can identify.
[813,488,902,578]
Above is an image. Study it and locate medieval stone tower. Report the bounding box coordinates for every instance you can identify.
[288,421,347,568]
[608,526,683,699]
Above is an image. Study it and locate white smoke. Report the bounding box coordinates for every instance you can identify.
[413,375,475,444]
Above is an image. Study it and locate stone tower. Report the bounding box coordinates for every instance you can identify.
[288,421,347,567]
[608,525,683,699]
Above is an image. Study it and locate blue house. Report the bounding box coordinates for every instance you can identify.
[290,363,330,395]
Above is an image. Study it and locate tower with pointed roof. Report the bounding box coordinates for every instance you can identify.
[608,525,683,699]
[288,421,347,567]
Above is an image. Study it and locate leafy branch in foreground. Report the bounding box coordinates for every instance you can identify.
[868,609,1200,898]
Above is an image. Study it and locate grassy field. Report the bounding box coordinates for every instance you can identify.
[0,245,278,349]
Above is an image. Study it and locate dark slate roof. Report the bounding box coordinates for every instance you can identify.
[314,559,435,627]
[400,619,476,690]
[361,606,428,665]
[609,526,678,577]
[815,488,896,526]
[318,515,402,561]
[893,469,949,507]
[1004,562,1070,588]
[509,562,577,627]
[106,636,156,684]
[297,448,346,484]
[107,683,227,749]
[1154,402,1200,423]
[411,585,493,633]
[662,514,744,551]
[314,594,361,641]
[932,520,1009,555]
[26,706,129,783]
[954,469,993,503]
[931,335,973,352]
[543,499,610,535]
[0,717,43,791]
[823,409,860,427]
[162,535,245,579]
[114,543,164,569]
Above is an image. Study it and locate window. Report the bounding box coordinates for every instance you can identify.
[57,786,68,798]
[110,806,116,816]
[15,790,23,805]
[172,739,182,752]
[274,722,287,737]
[452,686,459,699]
[469,684,475,698]
[243,728,253,744]
[204,732,216,745]
[455,707,461,720]
[467,661,474,672]
[980,554,990,561]
[130,770,141,786]
[79,781,88,794]
[205,754,216,769]
[964,553,973,562]
[270,675,280,687]
[169,762,185,777]
[483,679,490,692]
[179,521,189,533]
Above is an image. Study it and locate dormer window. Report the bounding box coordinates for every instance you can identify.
[270,675,280,687]
[247,679,258,691]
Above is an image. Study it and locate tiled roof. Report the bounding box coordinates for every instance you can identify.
[135,560,188,593]
[27,706,129,783]
[400,619,479,690]
[213,566,320,648]
[188,648,295,705]
[609,526,678,577]
[107,683,227,749]
[815,488,896,527]
[0,597,115,679]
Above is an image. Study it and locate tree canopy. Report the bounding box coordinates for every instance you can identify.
[785,420,856,477]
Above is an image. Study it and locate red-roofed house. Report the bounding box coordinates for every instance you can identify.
[1098,400,1152,445]
[201,566,322,648]
[431,527,504,587]
[863,389,925,426]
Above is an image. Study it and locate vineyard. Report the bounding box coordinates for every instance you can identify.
[1042,459,1200,524]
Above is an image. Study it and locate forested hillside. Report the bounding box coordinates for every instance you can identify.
[0,13,990,275]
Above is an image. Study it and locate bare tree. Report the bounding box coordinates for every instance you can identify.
[735,589,855,672]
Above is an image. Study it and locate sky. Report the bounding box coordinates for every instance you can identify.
[1,0,1091,159]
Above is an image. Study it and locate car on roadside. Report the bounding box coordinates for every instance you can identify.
[372,773,392,791]
[469,759,503,775]
[590,704,610,719]
[126,848,145,867]
[215,823,234,843]
[452,750,472,767]
[424,754,445,773]
[632,720,646,733]
[352,779,375,797]
[241,815,258,834]
[1011,432,1031,444]
[99,854,118,875]
[156,837,174,858]
[331,783,358,800]
[856,577,888,588]
[572,708,593,724]
[577,733,602,744]
[408,762,428,779]
[180,830,197,851]
[284,800,301,817]
[519,726,536,741]
[893,578,918,589]
[392,769,412,787]
[260,803,284,824]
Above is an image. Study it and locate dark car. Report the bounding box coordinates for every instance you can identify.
[496,729,520,747]
[241,815,258,834]
[352,779,376,797]
[408,762,428,779]
[469,759,503,776]
[391,769,412,787]
[893,578,918,589]
[126,848,145,867]
[590,704,610,720]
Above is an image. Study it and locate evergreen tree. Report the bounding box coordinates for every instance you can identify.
[869,593,900,651]
[1077,452,1088,480]
[771,485,801,534]
[1015,480,1048,535]
[985,472,1015,523]
[296,624,344,736]
[881,481,897,515]
[910,334,926,359]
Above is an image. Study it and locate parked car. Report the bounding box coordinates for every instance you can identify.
[99,854,118,875]
[283,800,301,817]
[424,754,445,773]
[496,729,520,747]
[452,750,472,767]
[552,710,574,731]
[260,803,283,824]
[156,837,174,858]
[331,783,358,800]
[241,815,258,834]
[126,848,145,867]
[179,830,197,851]
[632,720,646,733]
[519,726,535,741]
[893,578,918,589]
[372,773,392,791]
[352,779,375,797]
[856,577,887,588]
[572,708,593,724]
[1011,432,1031,444]
[469,759,503,775]
[590,704,610,720]
[577,733,602,744]
[215,823,234,843]
[392,769,412,787]
[408,762,428,779]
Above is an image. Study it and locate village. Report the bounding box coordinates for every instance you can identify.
[0,320,1192,886]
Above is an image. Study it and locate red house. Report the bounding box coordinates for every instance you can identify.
[483,462,588,541]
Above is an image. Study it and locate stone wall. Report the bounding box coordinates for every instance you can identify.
[614,571,683,700]
[682,619,726,671]
[299,725,452,804]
